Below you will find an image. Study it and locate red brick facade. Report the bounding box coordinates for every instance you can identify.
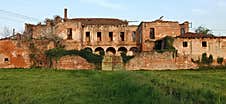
[1,9,225,70]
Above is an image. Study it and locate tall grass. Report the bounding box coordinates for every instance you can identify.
[0,69,226,104]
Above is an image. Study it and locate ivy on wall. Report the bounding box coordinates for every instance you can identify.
[44,48,104,69]
[154,36,176,53]
[120,52,134,64]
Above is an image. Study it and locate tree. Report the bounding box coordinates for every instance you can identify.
[217,57,224,65]
[201,53,208,64]
[208,54,213,65]
[1,26,11,38]
[195,26,213,35]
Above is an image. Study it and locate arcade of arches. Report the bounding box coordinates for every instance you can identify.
[84,47,139,56]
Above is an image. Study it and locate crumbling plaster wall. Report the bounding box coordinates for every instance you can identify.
[0,40,31,68]
[174,38,226,62]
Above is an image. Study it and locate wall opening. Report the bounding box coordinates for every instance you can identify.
[4,58,9,62]
[202,41,207,47]
[106,47,116,55]
[181,28,185,35]
[130,47,139,54]
[118,47,128,53]
[84,47,93,53]
[86,32,91,42]
[183,41,188,47]
[132,31,136,42]
[120,32,125,41]
[150,28,155,39]
[67,28,72,40]
[109,32,113,41]
[95,47,105,55]
[97,32,102,41]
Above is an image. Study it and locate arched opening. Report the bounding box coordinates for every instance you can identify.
[118,47,128,54]
[95,47,105,55]
[106,47,116,55]
[129,47,139,55]
[83,47,93,53]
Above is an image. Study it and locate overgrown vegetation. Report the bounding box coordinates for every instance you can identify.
[155,36,176,53]
[217,57,224,65]
[120,52,134,64]
[45,48,104,69]
[201,53,214,65]
[0,69,226,104]
[195,26,213,35]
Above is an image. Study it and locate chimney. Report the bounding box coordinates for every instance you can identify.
[64,8,68,20]
[13,28,15,36]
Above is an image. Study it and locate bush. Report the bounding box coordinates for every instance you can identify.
[155,36,176,53]
[208,54,213,65]
[201,53,213,65]
[121,52,134,64]
[217,57,224,64]
[201,53,208,64]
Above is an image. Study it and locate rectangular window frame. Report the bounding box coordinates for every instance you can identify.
[132,31,136,42]
[86,32,91,42]
[183,41,188,47]
[67,28,72,40]
[109,32,113,41]
[202,41,207,47]
[120,32,125,41]
[97,32,102,41]
[150,28,155,39]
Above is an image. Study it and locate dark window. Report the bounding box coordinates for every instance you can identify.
[86,32,90,42]
[202,41,207,47]
[4,58,9,62]
[120,32,125,41]
[67,28,72,40]
[183,41,188,47]
[109,32,113,41]
[150,28,155,39]
[97,32,102,41]
[181,28,185,35]
[132,31,136,42]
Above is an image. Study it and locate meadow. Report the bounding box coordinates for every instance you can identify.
[0,68,226,104]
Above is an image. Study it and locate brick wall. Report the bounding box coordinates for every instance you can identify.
[53,55,95,70]
[126,52,198,70]
[0,39,31,68]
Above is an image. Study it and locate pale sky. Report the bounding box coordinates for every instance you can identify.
[0,0,226,36]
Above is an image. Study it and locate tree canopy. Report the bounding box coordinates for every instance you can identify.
[195,26,213,35]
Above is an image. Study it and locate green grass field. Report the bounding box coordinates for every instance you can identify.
[0,69,226,104]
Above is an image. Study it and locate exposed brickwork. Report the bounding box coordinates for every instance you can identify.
[53,55,95,70]
[0,39,31,68]
[174,35,226,63]
[126,52,198,70]
[1,9,225,70]
[138,20,189,52]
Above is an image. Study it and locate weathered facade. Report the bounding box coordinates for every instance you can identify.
[174,32,226,64]
[0,39,31,68]
[0,8,225,70]
[25,9,189,56]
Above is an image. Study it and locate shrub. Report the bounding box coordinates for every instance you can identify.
[155,36,176,53]
[201,53,214,65]
[217,57,224,65]
[208,54,213,65]
[201,53,208,64]
[121,52,134,64]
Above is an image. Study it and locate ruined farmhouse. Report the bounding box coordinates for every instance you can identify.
[0,9,226,70]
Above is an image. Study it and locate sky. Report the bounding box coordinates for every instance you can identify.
[0,0,226,36]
